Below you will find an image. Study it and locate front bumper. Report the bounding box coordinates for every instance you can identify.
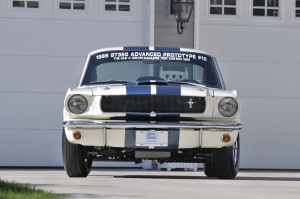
[63,121,242,149]
[63,121,242,130]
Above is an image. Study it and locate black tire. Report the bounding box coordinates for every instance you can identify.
[213,135,240,179]
[204,160,217,178]
[62,129,93,177]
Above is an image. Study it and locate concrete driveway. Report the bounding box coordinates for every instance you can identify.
[0,168,300,199]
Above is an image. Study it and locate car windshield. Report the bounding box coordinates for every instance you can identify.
[81,50,222,88]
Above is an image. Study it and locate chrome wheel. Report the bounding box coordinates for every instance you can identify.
[232,138,239,167]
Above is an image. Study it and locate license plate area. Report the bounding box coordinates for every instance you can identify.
[136,130,168,148]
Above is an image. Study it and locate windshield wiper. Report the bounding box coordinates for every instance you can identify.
[89,80,127,85]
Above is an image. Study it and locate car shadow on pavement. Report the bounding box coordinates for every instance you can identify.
[235,176,300,182]
[112,175,300,182]
[113,175,207,180]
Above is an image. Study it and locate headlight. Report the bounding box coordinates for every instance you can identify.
[68,95,88,114]
[218,97,238,117]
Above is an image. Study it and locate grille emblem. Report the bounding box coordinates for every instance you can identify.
[187,98,197,109]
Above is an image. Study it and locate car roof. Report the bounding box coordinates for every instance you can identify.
[88,46,211,57]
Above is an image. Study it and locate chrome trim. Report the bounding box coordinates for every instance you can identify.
[63,121,242,130]
[212,57,226,90]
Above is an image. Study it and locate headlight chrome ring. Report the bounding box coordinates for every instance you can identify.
[218,97,238,117]
[68,94,88,114]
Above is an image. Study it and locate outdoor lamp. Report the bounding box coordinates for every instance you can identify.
[172,0,194,35]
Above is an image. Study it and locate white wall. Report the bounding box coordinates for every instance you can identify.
[196,0,300,169]
[0,0,151,166]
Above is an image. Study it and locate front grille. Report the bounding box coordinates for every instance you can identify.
[101,95,206,113]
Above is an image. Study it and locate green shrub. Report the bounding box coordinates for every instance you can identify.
[0,179,63,199]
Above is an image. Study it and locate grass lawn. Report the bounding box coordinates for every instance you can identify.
[0,179,63,199]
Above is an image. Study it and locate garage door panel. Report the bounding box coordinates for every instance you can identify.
[0,130,62,166]
[240,98,300,134]
[0,93,63,130]
[240,132,300,169]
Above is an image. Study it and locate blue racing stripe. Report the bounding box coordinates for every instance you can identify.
[126,85,151,95]
[156,85,181,96]
[168,129,180,148]
[125,113,151,122]
[156,113,180,121]
[154,129,180,149]
[125,129,136,148]
[124,46,150,51]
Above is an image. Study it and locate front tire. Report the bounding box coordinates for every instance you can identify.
[62,129,93,177]
[213,135,240,179]
[205,135,240,179]
[204,161,216,177]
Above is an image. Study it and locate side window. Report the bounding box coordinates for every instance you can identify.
[209,0,237,16]
[252,0,279,17]
[104,0,131,12]
[12,0,40,9]
[58,0,86,11]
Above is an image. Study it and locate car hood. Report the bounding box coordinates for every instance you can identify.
[66,82,239,121]
[88,82,212,97]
